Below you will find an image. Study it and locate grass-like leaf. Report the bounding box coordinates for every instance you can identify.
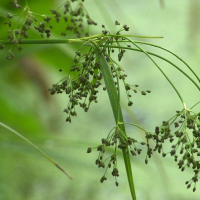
[0,122,72,180]
[91,42,137,200]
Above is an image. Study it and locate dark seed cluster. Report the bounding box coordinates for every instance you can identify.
[2,0,97,59]
[4,7,51,42]
[3,10,38,59]
[52,0,97,38]
[49,50,103,123]
[47,21,153,187]
[95,22,151,107]
[48,21,151,123]
[109,65,151,107]
[2,2,198,195]
[4,13,13,28]
[150,109,200,192]
[10,0,21,9]
[34,18,52,38]
[87,126,151,185]
[124,83,151,107]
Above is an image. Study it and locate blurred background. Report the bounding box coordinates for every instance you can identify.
[0,0,200,199]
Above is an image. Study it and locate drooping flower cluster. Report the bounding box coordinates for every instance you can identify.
[48,23,153,187]
[50,0,97,38]
[2,0,97,59]
[9,0,21,9]
[87,125,151,186]
[149,108,200,192]
[49,22,151,123]
[49,50,103,122]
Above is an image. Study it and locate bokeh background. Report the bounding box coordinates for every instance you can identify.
[0,0,200,200]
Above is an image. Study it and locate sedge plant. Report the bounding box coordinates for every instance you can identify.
[1,1,200,199]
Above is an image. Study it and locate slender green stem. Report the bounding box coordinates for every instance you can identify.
[2,36,198,93]
[124,38,185,105]
[0,34,102,45]
[103,34,200,90]
[0,122,72,179]
[0,39,86,45]
[190,101,200,110]
[101,42,190,105]
[104,45,200,92]
[120,122,149,133]
[0,34,162,46]
[91,42,136,200]
[107,34,163,39]
[133,40,200,84]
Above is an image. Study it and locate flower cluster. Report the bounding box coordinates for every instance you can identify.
[4,4,51,44]
[1,0,97,59]
[49,34,143,122]
[87,125,151,185]
[49,22,151,122]
[56,0,97,38]
[149,108,200,192]
[97,22,151,107]
[48,22,153,186]
[49,49,103,123]
[9,0,21,9]
[3,10,38,59]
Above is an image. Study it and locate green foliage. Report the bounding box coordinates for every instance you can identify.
[1,1,200,200]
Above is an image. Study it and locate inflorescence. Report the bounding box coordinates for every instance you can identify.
[149,108,200,192]
[50,0,97,37]
[48,21,152,186]
[86,105,200,190]
[9,0,21,9]
[49,21,151,123]
[2,3,199,192]
[87,124,151,186]
[1,0,97,59]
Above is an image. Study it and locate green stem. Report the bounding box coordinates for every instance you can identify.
[190,101,200,110]
[133,40,200,84]
[121,122,149,133]
[104,45,200,92]
[0,34,102,45]
[107,34,163,39]
[2,36,198,93]
[126,38,184,105]
[91,42,136,200]
[0,122,72,179]
[100,43,185,105]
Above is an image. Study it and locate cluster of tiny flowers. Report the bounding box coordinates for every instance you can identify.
[51,0,97,38]
[1,0,97,60]
[9,0,21,9]
[2,10,36,59]
[4,8,52,44]
[148,109,200,192]
[2,5,50,59]
[49,50,103,123]
[98,22,151,107]
[102,61,151,107]
[49,22,151,122]
[48,22,153,185]
[87,126,151,186]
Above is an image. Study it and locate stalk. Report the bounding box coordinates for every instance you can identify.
[126,38,185,105]
[104,45,200,92]
[91,42,137,200]
[0,34,101,45]
[133,40,200,84]
[0,122,72,179]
